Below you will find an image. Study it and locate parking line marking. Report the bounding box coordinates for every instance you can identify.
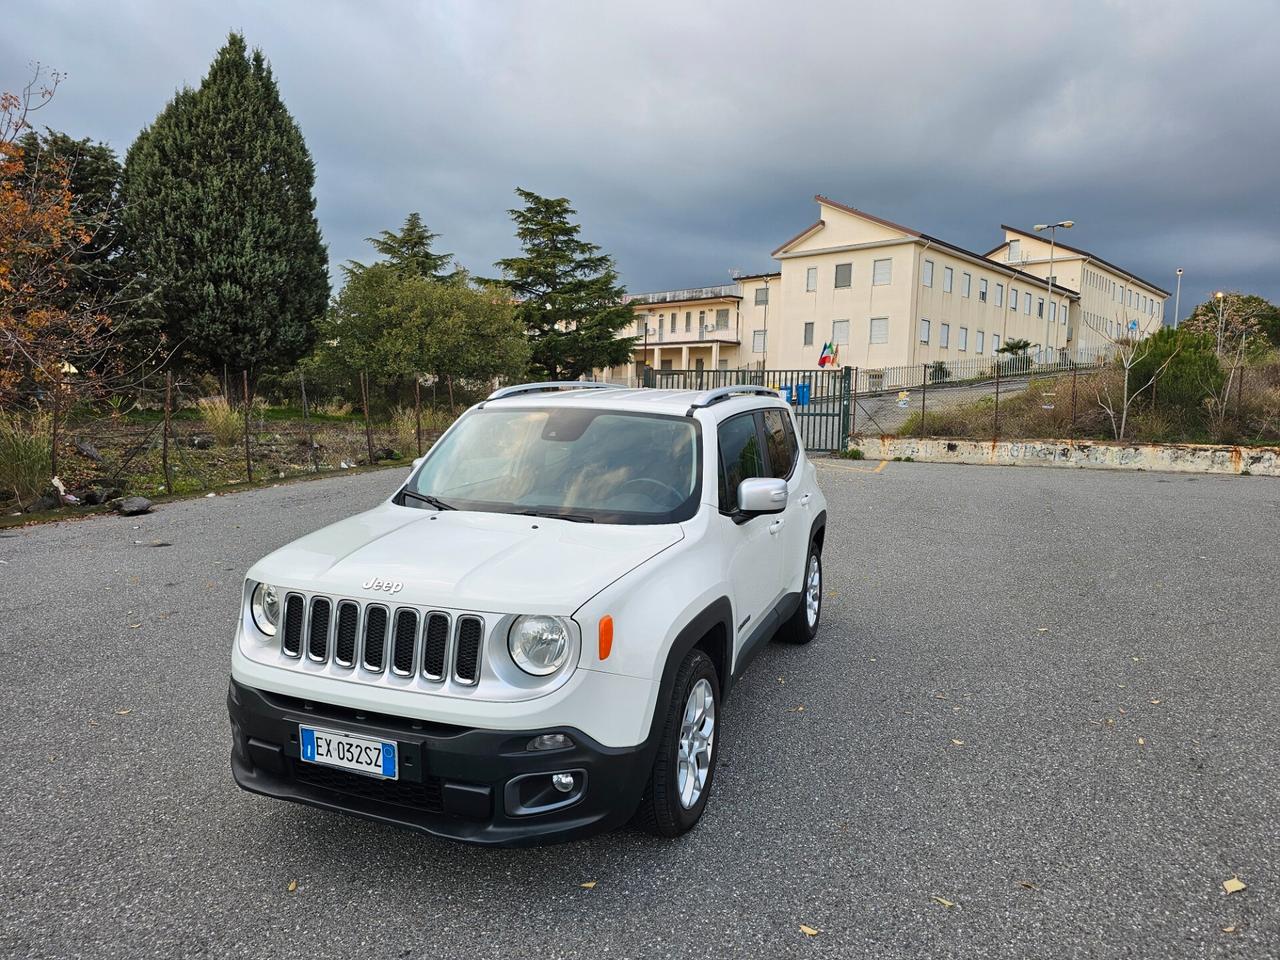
[817,458,890,474]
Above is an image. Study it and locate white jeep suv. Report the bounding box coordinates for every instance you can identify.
[229,382,827,844]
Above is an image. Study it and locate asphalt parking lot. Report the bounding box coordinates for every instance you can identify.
[1,460,1277,959]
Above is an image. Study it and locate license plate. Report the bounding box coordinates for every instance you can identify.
[299,725,398,780]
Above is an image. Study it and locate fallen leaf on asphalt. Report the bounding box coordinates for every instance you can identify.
[1017,880,1040,890]
[1131,657,1141,662]
[778,677,785,684]
[788,705,805,713]
[1222,876,1246,894]
[934,693,948,700]
[287,880,297,892]
[951,739,965,746]
[1137,737,1146,746]
[1118,707,1127,715]
[1222,925,1237,933]
[580,881,596,889]
[114,708,131,716]
[799,925,820,936]
[128,623,141,629]
[931,896,956,909]
[1037,627,1049,633]
[1150,699,1162,705]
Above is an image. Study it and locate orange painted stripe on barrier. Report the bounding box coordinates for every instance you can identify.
[598,615,614,661]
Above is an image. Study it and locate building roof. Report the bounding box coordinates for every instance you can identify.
[733,271,781,282]
[805,196,1080,297]
[990,226,1171,297]
[628,293,741,309]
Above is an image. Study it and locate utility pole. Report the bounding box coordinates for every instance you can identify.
[1173,268,1183,328]
[1034,220,1074,363]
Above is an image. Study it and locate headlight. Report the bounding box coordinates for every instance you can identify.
[250,582,281,637]
[508,615,570,676]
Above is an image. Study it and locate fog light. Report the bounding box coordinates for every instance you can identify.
[526,733,573,752]
[551,772,576,793]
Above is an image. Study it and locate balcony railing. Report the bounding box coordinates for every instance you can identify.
[624,284,740,305]
[634,325,739,346]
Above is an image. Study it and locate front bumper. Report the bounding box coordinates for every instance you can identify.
[227,680,654,846]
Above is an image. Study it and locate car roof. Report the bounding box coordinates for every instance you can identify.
[482,386,789,420]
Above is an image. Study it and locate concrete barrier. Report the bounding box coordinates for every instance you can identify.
[848,436,1280,477]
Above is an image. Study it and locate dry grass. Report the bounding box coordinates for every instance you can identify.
[316,399,353,417]
[0,410,52,508]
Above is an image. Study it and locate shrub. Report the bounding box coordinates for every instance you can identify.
[197,396,244,446]
[390,406,420,459]
[928,361,952,383]
[0,410,52,508]
[1133,327,1223,412]
[317,399,353,417]
[836,447,866,460]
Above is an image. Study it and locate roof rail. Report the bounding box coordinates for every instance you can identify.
[486,381,625,402]
[686,384,782,415]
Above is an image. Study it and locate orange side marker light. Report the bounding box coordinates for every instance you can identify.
[598,615,614,661]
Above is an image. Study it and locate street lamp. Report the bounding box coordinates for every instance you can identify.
[1034,221,1074,362]
[1215,290,1226,356]
[1173,268,1183,329]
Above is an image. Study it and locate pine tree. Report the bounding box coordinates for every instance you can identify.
[495,188,635,380]
[356,212,455,282]
[120,33,329,391]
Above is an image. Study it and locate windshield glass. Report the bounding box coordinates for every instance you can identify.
[403,407,702,524]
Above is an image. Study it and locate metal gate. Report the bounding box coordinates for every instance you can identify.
[643,366,852,452]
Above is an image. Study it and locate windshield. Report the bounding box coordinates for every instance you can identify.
[402,407,703,524]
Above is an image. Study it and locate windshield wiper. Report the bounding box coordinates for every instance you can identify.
[400,489,456,511]
[517,509,594,523]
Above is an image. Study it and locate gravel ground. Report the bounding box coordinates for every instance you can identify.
[0,461,1276,960]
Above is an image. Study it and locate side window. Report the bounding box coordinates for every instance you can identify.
[717,413,765,511]
[762,409,798,479]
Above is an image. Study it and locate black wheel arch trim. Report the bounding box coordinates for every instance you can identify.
[809,509,827,552]
[648,596,733,748]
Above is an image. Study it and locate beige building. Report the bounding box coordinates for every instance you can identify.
[604,196,1169,382]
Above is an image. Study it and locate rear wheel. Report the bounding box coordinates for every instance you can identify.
[634,649,719,838]
[777,546,821,644]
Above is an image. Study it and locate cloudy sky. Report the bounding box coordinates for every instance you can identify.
[8,1,1279,315]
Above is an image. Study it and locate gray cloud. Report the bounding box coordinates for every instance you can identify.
[7,0,1278,313]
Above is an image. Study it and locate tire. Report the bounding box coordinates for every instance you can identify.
[633,648,720,838]
[777,545,821,644]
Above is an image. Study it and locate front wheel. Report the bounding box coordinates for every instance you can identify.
[777,546,821,644]
[633,649,720,838]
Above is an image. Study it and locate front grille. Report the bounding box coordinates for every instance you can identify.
[293,761,444,813]
[334,601,359,667]
[308,598,331,660]
[422,613,449,680]
[363,605,388,672]
[392,610,418,675]
[454,617,483,684]
[282,595,304,657]
[277,593,488,687]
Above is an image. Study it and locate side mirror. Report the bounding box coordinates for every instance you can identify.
[737,477,787,517]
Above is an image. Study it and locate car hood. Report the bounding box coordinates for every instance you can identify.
[247,503,684,615]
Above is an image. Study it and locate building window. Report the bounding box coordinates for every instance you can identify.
[919,318,930,343]
[715,309,729,329]
[992,334,1001,353]
[699,310,706,330]
[1024,292,1032,315]
[834,263,852,289]
[718,359,729,370]
[637,317,646,335]
[806,266,817,292]
[943,266,954,293]
[1009,287,1018,310]
[872,259,892,285]
[685,311,692,333]
[976,330,985,354]
[1037,298,1044,318]
[979,278,988,302]
[1007,239,1021,262]
[922,260,934,287]
[940,322,950,348]
[1049,302,1056,324]
[832,319,850,345]
[755,286,769,306]
[870,317,889,344]
[995,283,1004,307]
[803,322,814,346]
[670,313,677,333]
[958,326,968,351]
[752,330,766,353]
[962,272,972,297]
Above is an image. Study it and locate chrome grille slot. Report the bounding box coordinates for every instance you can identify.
[392,609,419,676]
[307,597,331,661]
[281,594,304,657]
[454,616,483,685]
[363,604,388,672]
[334,601,359,667]
[422,613,449,681]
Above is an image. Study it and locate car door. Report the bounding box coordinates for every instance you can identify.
[717,410,784,662]
[761,407,809,595]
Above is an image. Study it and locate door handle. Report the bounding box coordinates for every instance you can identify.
[769,519,785,535]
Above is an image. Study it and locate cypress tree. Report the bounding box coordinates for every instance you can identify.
[120,33,329,390]
[495,188,635,380]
